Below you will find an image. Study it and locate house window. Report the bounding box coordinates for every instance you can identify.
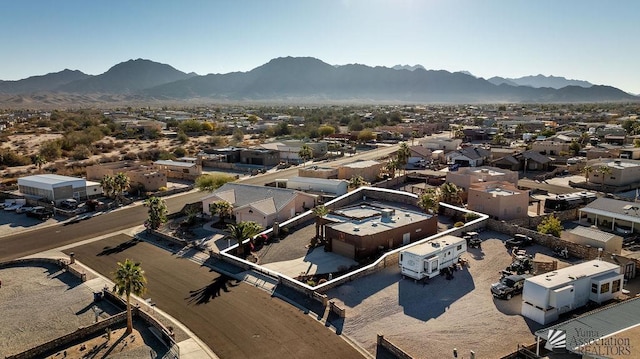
[591,283,598,293]
[612,279,621,293]
[610,177,615,180]
[457,245,462,251]
[600,282,610,294]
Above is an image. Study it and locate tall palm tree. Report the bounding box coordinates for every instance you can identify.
[582,165,593,183]
[226,221,263,255]
[439,182,463,205]
[298,144,313,167]
[418,189,439,214]
[113,172,131,203]
[100,175,115,199]
[385,157,398,179]
[397,142,410,175]
[144,196,168,230]
[312,205,329,242]
[113,259,147,334]
[348,175,369,189]
[597,165,612,190]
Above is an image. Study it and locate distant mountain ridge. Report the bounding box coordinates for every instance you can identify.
[487,74,594,89]
[0,57,636,105]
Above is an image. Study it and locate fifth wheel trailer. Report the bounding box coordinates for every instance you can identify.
[399,235,467,280]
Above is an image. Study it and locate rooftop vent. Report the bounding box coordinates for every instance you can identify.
[371,222,378,227]
[353,226,360,232]
[381,209,394,218]
[405,213,411,217]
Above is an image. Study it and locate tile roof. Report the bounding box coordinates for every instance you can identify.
[205,183,305,213]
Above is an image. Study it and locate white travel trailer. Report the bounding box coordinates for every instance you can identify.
[399,235,467,280]
[521,260,623,325]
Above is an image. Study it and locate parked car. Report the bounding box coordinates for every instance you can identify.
[15,206,35,214]
[491,274,529,300]
[464,231,482,249]
[505,234,533,248]
[26,206,53,220]
[4,202,24,211]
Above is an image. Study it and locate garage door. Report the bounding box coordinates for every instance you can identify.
[332,239,355,259]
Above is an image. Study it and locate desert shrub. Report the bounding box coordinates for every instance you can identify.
[173,147,187,157]
[123,152,138,161]
[453,221,465,228]
[158,186,168,191]
[71,145,92,160]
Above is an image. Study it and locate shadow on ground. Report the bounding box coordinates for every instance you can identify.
[186,275,240,304]
[97,238,141,256]
[398,269,474,321]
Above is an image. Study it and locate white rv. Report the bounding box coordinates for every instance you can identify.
[399,235,467,280]
[521,260,623,325]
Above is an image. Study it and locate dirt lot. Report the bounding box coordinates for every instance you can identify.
[325,230,549,359]
[63,234,364,359]
[0,263,164,357]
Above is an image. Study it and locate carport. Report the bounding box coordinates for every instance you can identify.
[579,198,640,234]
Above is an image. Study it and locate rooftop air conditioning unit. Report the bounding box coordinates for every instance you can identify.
[353,226,360,232]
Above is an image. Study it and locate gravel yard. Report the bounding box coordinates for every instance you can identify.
[0,263,120,357]
[326,230,548,359]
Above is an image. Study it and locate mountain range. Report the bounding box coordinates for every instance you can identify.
[0,57,636,106]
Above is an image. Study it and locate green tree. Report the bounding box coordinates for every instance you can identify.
[39,140,62,161]
[195,173,236,192]
[418,189,439,214]
[357,129,376,143]
[348,175,369,189]
[232,128,245,143]
[210,200,233,221]
[113,172,131,203]
[298,144,313,166]
[396,142,410,175]
[597,165,612,189]
[318,125,335,138]
[348,118,364,131]
[385,157,398,178]
[438,182,463,206]
[113,259,147,334]
[100,175,116,199]
[312,205,329,243]
[581,165,593,183]
[569,141,581,156]
[33,154,46,172]
[226,221,263,255]
[144,196,168,230]
[537,215,563,237]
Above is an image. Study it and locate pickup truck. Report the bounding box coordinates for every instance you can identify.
[26,206,53,220]
[491,274,528,300]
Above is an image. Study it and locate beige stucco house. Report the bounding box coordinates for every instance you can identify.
[467,181,529,220]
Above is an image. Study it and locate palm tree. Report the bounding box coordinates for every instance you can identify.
[100,175,115,199]
[298,144,313,167]
[582,165,593,183]
[113,259,147,334]
[226,221,263,255]
[210,200,233,222]
[385,157,398,179]
[33,154,46,173]
[348,175,369,189]
[439,182,463,206]
[597,165,612,190]
[397,142,410,175]
[312,205,329,243]
[144,196,168,230]
[113,172,131,203]
[418,189,439,214]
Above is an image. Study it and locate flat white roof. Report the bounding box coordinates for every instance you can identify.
[403,235,465,256]
[154,160,195,168]
[527,260,620,288]
[18,174,85,185]
[341,160,380,169]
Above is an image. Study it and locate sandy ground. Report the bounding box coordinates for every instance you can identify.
[62,234,364,359]
[326,230,548,359]
[0,263,164,358]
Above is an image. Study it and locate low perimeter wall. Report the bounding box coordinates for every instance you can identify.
[1,258,179,359]
[377,334,413,359]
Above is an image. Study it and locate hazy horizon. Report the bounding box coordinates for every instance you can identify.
[2,0,639,93]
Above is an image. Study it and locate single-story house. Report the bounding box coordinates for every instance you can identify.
[18,174,102,204]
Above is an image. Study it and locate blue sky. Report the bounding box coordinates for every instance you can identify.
[2,0,639,94]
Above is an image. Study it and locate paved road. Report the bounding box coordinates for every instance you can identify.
[64,234,363,359]
[0,191,206,262]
